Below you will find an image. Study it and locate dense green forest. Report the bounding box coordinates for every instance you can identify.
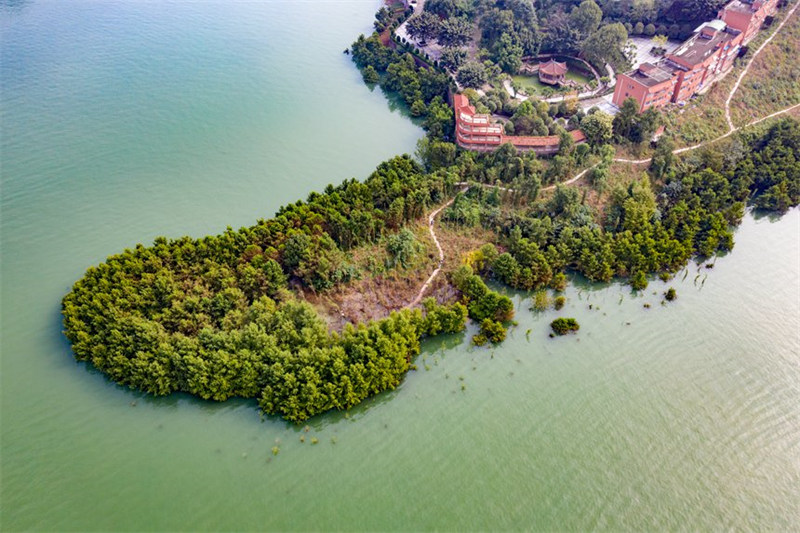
[61,153,508,422]
[439,118,798,291]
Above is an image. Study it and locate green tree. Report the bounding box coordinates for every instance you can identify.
[580,111,614,146]
[425,0,470,18]
[544,11,581,53]
[652,34,668,47]
[613,97,639,140]
[438,17,472,48]
[440,47,467,71]
[491,33,524,73]
[423,96,455,140]
[410,99,427,117]
[386,229,420,269]
[457,62,488,88]
[407,12,441,44]
[649,136,675,179]
[362,65,380,84]
[569,0,603,38]
[479,318,507,343]
[551,317,579,335]
[581,23,629,70]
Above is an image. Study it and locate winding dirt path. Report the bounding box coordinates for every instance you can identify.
[405,3,798,307]
[405,195,457,309]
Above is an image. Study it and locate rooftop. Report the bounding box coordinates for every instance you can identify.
[627,62,677,87]
[539,59,568,76]
[724,0,757,14]
[669,26,739,67]
[693,19,728,33]
[503,129,585,147]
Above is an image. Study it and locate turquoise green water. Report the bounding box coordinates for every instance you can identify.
[2,1,799,530]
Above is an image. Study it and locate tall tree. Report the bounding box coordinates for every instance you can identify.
[543,11,582,53]
[440,47,467,71]
[613,97,639,140]
[580,111,614,146]
[438,17,473,48]
[457,62,488,88]
[492,33,524,73]
[569,0,603,39]
[582,23,629,69]
[407,12,441,44]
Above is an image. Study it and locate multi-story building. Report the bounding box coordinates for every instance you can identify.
[613,62,679,113]
[612,0,777,113]
[454,94,504,148]
[666,21,743,103]
[453,94,586,154]
[719,0,780,43]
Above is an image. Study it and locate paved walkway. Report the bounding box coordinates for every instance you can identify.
[395,0,446,62]
[503,56,614,104]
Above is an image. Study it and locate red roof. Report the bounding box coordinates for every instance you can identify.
[453,93,472,112]
[539,59,568,76]
[501,129,585,147]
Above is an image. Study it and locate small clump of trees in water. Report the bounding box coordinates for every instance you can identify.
[551,318,580,336]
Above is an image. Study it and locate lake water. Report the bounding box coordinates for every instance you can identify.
[2,1,799,530]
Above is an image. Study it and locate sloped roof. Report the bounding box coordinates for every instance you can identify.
[505,129,586,147]
[539,59,568,76]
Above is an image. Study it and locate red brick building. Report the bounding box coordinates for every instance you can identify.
[453,94,586,154]
[612,18,745,112]
[613,62,679,113]
[611,0,781,113]
[719,0,780,43]
[666,21,743,103]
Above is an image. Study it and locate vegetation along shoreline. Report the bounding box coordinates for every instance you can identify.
[63,0,799,423]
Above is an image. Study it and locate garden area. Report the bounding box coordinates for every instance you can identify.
[510,57,597,99]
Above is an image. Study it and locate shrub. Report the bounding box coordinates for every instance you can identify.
[472,333,488,346]
[532,290,551,311]
[554,296,566,310]
[665,287,677,301]
[480,318,507,344]
[551,317,580,335]
[631,270,648,290]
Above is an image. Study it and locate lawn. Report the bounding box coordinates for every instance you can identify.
[511,74,550,96]
[511,59,594,97]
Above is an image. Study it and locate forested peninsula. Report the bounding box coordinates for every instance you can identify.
[62,0,800,423]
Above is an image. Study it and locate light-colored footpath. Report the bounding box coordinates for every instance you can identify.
[404,194,457,309]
